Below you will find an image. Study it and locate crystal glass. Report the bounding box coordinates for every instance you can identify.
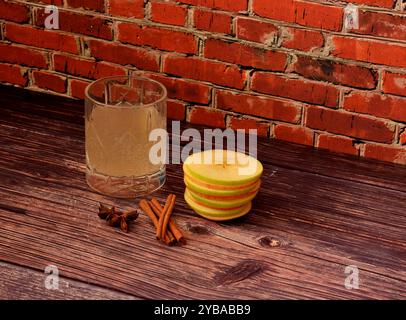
[85,76,167,198]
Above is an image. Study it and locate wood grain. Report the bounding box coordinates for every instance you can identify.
[0,262,137,300]
[0,85,405,299]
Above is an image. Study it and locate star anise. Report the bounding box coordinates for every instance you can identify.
[98,203,140,233]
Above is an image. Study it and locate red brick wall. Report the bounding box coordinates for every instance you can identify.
[0,0,405,164]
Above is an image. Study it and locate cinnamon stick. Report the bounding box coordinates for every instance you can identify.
[159,194,176,241]
[148,202,175,245]
[139,200,173,245]
[156,194,172,240]
[151,198,185,244]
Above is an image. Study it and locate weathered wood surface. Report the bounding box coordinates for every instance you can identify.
[0,85,405,299]
[0,262,137,300]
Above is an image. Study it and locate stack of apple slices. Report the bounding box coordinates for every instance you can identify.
[183,150,263,221]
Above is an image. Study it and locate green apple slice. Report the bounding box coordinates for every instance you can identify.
[184,189,252,221]
[184,174,261,197]
[187,187,258,209]
[183,149,263,186]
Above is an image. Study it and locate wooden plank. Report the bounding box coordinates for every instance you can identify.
[0,262,138,300]
[0,136,404,298]
[0,181,404,299]
[0,86,83,124]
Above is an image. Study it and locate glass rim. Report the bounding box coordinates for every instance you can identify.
[84,75,168,108]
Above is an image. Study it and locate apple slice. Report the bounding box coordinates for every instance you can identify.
[184,174,261,197]
[183,149,263,186]
[184,189,252,221]
[187,187,259,209]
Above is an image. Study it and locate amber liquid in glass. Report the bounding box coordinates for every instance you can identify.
[85,76,167,198]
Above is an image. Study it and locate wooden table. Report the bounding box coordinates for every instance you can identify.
[0,85,405,300]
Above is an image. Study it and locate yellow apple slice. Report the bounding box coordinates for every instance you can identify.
[184,189,252,221]
[183,149,263,186]
[184,174,261,197]
[187,187,259,209]
[186,172,260,191]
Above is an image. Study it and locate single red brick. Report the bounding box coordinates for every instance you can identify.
[177,0,247,12]
[70,78,90,99]
[251,72,339,108]
[305,106,395,143]
[281,27,324,52]
[54,54,126,80]
[253,0,343,31]
[216,90,301,123]
[317,134,358,156]
[400,130,406,145]
[35,9,113,40]
[352,10,406,42]
[204,39,287,71]
[292,56,378,89]
[0,43,48,68]
[253,0,294,23]
[118,23,197,54]
[0,63,28,86]
[331,36,406,69]
[228,117,269,137]
[151,1,187,26]
[235,17,278,44]
[344,91,406,123]
[295,1,342,31]
[364,144,406,165]
[33,71,67,93]
[167,100,186,120]
[66,0,104,12]
[87,39,159,71]
[382,71,406,97]
[108,0,144,18]
[274,124,314,146]
[0,0,29,23]
[194,9,232,34]
[188,107,226,128]
[341,0,395,8]
[5,23,78,54]
[163,54,247,90]
[146,74,211,104]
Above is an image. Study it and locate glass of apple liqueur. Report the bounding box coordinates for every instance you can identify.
[85,76,167,198]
